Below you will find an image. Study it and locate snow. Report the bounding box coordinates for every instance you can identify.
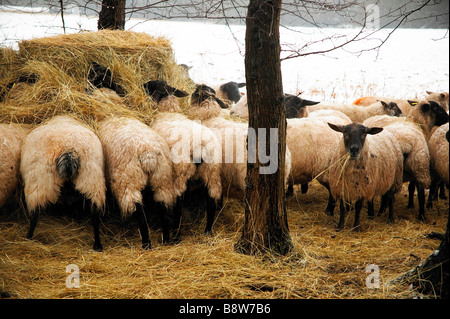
[1,8,448,104]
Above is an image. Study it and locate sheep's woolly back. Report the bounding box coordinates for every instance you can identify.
[20,115,106,212]
[306,109,352,124]
[353,97,413,116]
[363,115,430,188]
[150,112,222,200]
[428,123,449,184]
[158,95,182,113]
[230,94,248,118]
[0,123,30,207]
[307,102,392,123]
[286,118,346,186]
[329,130,403,202]
[187,99,223,120]
[90,88,125,106]
[98,117,177,217]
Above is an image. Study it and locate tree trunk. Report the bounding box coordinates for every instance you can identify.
[392,212,449,298]
[235,0,293,256]
[98,0,126,30]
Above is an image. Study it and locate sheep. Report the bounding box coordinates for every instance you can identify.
[306,100,402,123]
[0,73,38,102]
[20,115,106,251]
[0,123,30,209]
[426,122,449,209]
[214,81,246,106]
[407,100,449,140]
[187,84,292,198]
[327,122,403,230]
[145,81,223,239]
[97,117,178,249]
[229,93,320,119]
[285,114,350,213]
[353,91,449,115]
[143,79,189,109]
[363,115,431,220]
[87,61,125,96]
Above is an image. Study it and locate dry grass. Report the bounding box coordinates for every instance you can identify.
[0,30,195,127]
[1,181,447,299]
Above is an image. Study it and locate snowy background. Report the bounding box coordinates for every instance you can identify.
[0,7,448,104]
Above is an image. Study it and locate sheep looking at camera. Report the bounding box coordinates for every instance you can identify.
[97,117,177,248]
[20,115,106,251]
[327,122,403,230]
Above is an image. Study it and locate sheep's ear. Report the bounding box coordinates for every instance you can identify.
[238,82,246,88]
[426,90,434,95]
[173,89,189,98]
[420,102,430,113]
[408,100,418,106]
[327,122,344,133]
[379,100,388,108]
[440,93,446,99]
[214,96,229,109]
[367,127,383,135]
[301,99,320,106]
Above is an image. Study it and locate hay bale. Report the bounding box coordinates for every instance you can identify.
[0,30,194,126]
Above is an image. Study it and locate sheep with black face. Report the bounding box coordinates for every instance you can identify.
[327,122,403,230]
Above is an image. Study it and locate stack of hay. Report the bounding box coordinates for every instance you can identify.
[0,29,194,127]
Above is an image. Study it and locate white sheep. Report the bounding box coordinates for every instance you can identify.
[285,113,350,213]
[307,100,402,123]
[0,123,30,208]
[363,115,431,220]
[406,100,449,139]
[426,122,449,209]
[97,117,177,249]
[187,84,292,198]
[327,122,403,230]
[20,115,106,251]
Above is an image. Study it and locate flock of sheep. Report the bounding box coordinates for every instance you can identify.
[0,65,449,251]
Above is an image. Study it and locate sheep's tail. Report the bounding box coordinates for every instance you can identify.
[56,151,80,181]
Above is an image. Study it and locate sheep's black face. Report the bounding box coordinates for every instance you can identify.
[428,101,449,126]
[191,84,228,109]
[144,80,188,103]
[381,101,403,117]
[219,82,246,103]
[328,123,383,160]
[284,94,319,118]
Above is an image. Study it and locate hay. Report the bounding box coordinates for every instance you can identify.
[1,181,447,299]
[0,30,194,127]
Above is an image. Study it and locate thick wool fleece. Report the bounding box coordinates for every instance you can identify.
[150,112,222,200]
[98,117,177,217]
[0,124,30,207]
[428,123,449,184]
[329,129,403,202]
[20,116,106,212]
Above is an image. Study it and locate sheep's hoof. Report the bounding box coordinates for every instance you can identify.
[169,236,181,245]
[204,230,213,236]
[439,193,447,200]
[142,242,152,250]
[93,243,103,252]
[352,225,362,232]
[325,209,334,216]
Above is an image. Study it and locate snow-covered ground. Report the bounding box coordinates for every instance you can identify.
[1,8,448,104]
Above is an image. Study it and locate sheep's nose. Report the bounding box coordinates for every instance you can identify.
[230,110,235,115]
[349,146,360,157]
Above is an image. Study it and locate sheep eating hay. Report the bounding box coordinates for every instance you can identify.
[20,115,106,251]
[327,123,403,230]
[98,117,177,249]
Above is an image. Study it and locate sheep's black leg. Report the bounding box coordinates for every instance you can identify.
[286,182,294,197]
[133,203,151,250]
[301,183,308,194]
[367,200,375,219]
[426,177,439,210]
[323,184,336,216]
[377,194,388,217]
[338,199,346,230]
[91,208,103,252]
[438,181,447,200]
[407,181,415,209]
[26,210,39,240]
[204,196,216,235]
[353,199,363,231]
[417,183,426,222]
[387,191,395,224]
[171,195,183,242]
[156,202,170,244]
